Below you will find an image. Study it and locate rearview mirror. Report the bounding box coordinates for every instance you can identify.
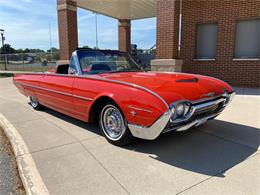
[68,67,77,75]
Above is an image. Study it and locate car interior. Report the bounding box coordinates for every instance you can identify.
[56,64,69,74]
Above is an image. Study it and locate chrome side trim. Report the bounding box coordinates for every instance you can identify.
[15,72,169,109]
[128,105,153,113]
[72,94,93,101]
[18,82,93,102]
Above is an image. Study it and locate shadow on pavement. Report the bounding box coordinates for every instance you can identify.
[233,87,260,96]
[125,120,259,177]
[39,107,259,178]
[40,108,101,136]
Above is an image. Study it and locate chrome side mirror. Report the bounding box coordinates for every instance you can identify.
[68,67,77,75]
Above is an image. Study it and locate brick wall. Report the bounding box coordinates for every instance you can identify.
[157,0,260,87]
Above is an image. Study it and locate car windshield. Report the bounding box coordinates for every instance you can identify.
[77,50,142,75]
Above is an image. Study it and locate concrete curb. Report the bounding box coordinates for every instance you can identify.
[0,113,49,195]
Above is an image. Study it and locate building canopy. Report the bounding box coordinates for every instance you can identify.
[75,0,156,20]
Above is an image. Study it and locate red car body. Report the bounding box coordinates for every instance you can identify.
[13,49,234,143]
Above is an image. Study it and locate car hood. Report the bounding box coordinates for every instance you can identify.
[96,72,232,105]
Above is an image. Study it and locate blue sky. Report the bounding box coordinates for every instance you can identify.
[0,0,156,51]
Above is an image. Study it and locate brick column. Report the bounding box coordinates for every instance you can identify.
[57,0,78,63]
[152,0,183,72]
[156,0,180,59]
[118,19,131,53]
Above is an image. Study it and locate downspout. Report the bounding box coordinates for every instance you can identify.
[178,0,183,58]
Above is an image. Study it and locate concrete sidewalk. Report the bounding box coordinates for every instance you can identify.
[0,77,259,195]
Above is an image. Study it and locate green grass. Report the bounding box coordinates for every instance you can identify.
[0,73,14,78]
[0,63,55,72]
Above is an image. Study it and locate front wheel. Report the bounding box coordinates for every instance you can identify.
[99,102,134,146]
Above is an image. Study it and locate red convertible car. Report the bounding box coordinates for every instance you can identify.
[13,49,235,145]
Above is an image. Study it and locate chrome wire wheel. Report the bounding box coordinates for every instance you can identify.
[30,96,38,108]
[100,104,126,141]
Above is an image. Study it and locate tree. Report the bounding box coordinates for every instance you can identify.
[47,47,59,53]
[0,44,15,54]
[82,45,90,49]
[15,49,24,53]
[23,48,30,53]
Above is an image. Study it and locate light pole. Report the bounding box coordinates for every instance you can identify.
[49,21,53,62]
[0,29,5,46]
[0,29,7,70]
[95,13,99,49]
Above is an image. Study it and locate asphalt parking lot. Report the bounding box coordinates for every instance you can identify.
[0,77,259,195]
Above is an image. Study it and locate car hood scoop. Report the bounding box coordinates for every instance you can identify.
[175,77,199,83]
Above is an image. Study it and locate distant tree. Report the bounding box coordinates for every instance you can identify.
[47,47,59,53]
[30,49,45,53]
[15,49,24,53]
[0,44,16,54]
[23,48,30,53]
[18,48,45,53]
[82,45,90,49]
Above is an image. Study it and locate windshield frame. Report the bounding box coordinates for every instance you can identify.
[75,49,143,75]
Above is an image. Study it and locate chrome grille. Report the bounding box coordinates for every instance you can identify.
[193,104,219,116]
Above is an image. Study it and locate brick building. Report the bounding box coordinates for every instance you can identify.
[57,0,260,87]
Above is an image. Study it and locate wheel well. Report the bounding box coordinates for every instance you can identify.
[88,96,117,124]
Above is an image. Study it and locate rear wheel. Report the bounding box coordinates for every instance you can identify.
[99,102,134,146]
[29,96,43,110]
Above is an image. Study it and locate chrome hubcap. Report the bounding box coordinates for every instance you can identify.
[30,97,38,108]
[101,105,126,141]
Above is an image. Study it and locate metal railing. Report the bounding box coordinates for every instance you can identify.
[0,52,59,72]
[131,44,156,70]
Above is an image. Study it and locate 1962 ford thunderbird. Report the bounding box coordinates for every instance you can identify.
[13,48,235,145]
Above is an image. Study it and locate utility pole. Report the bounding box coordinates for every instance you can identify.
[95,13,99,49]
[0,29,7,70]
[49,21,53,62]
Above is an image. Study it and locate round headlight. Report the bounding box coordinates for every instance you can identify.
[176,103,185,116]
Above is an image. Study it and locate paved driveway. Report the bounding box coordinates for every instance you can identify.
[0,77,259,194]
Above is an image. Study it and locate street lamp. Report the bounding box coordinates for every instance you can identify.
[0,29,7,70]
[0,29,5,46]
[95,13,98,49]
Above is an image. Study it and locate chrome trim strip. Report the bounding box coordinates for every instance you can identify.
[72,94,93,101]
[191,94,226,104]
[128,105,153,113]
[15,72,169,108]
[18,82,93,101]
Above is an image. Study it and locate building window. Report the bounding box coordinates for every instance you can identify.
[196,23,218,59]
[234,19,260,59]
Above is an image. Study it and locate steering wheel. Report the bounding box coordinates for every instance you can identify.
[116,65,126,71]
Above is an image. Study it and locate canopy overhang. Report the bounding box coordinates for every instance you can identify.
[75,0,156,20]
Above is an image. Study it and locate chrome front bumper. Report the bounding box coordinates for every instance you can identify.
[128,92,235,140]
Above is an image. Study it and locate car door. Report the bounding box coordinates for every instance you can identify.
[71,76,95,121]
[38,73,75,116]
